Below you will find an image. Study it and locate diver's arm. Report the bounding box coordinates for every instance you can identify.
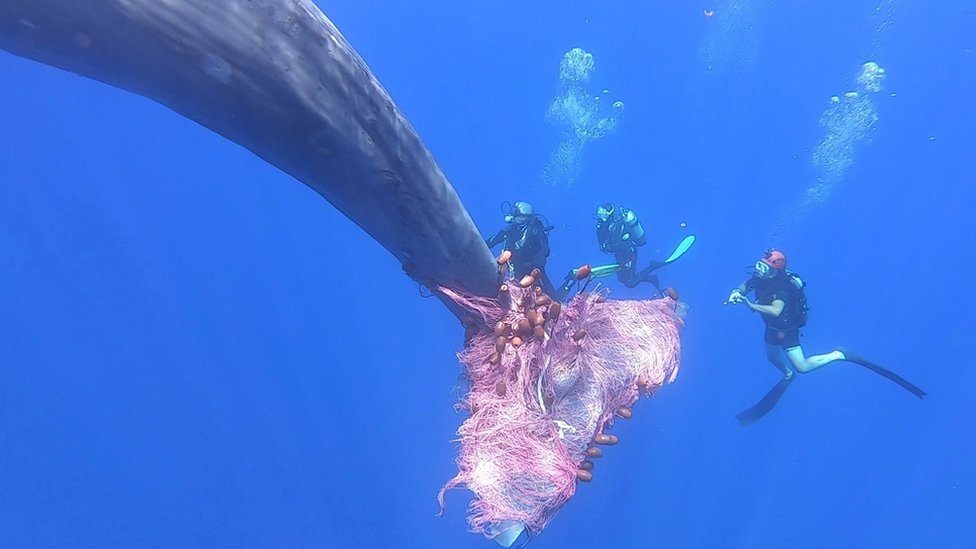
[727,281,751,303]
[745,299,785,318]
[486,229,507,249]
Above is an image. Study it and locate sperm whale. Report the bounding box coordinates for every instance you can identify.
[0,0,497,313]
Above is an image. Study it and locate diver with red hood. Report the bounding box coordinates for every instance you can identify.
[728,249,926,424]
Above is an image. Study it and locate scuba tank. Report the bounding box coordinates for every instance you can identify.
[787,271,809,328]
[618,207,647,246]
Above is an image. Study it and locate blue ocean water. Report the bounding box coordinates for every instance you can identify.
[1,1,973,547]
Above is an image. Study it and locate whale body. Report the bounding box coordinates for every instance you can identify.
[0,0,498,313]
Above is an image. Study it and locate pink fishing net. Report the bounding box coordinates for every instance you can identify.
[437,281,684,543]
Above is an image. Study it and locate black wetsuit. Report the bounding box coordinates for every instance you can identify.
[747,272,804,349]
[486,217,555,295]
[596,218,662,289]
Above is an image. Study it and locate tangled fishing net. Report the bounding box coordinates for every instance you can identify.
[437,280,683,545]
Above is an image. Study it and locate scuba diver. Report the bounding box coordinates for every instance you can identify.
[728,249,926,425]
[557,203,695,299]
[485,201,556,296]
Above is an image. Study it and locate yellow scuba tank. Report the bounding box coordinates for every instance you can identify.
[619,207,647,246]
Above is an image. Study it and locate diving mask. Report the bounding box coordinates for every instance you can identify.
[596,203,614,222]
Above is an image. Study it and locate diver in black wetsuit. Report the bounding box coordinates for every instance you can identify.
[555,203,696,301]
[594,203,665,289]
[728,249,926,425]
[485,201,555,296]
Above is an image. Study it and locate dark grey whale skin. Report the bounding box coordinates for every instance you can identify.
[0,0,499,315]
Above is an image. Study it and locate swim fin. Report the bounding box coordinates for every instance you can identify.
[664,234,696,264]
[637,235,696,281]
[588,263,622,279]
[736,376,794,426]
[836,347,926,399]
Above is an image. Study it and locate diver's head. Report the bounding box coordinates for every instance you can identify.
[504,201,534,224]
[596,203,615,222]
[754,249,787,278]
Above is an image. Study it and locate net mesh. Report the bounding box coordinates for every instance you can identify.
[437,282,683,541]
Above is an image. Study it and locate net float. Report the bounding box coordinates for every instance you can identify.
[528,311,544,327]
[495,381,507,397]
[497,250,512,265]
[594,434,618,445]
[549,302,562,323]
[495,336,507,353]
[498,284,511,307]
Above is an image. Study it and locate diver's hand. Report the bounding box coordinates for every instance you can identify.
[730,292,754,309]
[727,289,745,304]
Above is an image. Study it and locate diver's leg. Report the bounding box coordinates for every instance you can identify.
[618,268,640,288]
[640,271,661,291]
[637,260,667,279]
[631,260,665,291]
[765,343,795,380]
[783,346,844,374]
[616,250,641,288]
[623,250,665,291]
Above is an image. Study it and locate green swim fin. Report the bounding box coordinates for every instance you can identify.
[663,234,696,264]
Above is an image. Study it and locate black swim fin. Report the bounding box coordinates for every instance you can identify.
[836,347,926,399]
[736,376,794,426]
